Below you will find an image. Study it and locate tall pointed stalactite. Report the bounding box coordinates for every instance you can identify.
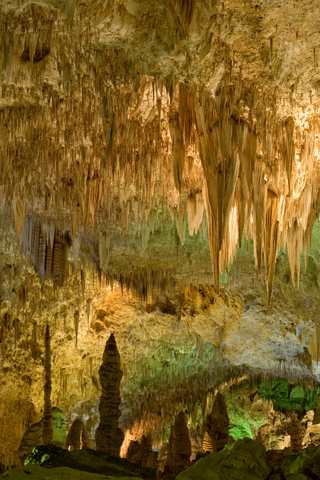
[195,87,240,292]
[42,324,53,446]
[264,190,280,306]
[95,333,124,457]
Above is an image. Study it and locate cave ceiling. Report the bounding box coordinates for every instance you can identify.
[1,0,320,297]
[2,0,320,469]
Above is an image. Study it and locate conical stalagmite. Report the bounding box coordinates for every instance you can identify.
[172,411,191,467]
[95,333,124,456]
[290,413,302,453]
[205,392,229,452]
[42,324,53,445]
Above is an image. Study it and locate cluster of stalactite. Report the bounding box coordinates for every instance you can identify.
[1,0,320,305]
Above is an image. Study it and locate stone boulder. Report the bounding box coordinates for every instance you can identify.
[176,438,272,480]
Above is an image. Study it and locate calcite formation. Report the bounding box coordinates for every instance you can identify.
[202,432,213,453]
[1,0,320,305]
[140,435,158,470]
[65,419,92,451]
[126,440,142,466]
[3,0,320,469]
[95,333,124,457]
[290,413,303,453]
[172,412,191,467]
[42,324,53,446]
[17,408,66,465]
[205,392,229,452]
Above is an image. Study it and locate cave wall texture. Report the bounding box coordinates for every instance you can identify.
[2,0,320,471]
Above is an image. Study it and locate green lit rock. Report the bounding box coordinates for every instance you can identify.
[281,453,305,477]
[257,380,320,413]
[177,438,271,480]
[301,445,320,477]
[175,447,229,480]
[281,445,320,479]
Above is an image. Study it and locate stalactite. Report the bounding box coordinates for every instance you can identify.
[263,190,280,306]
[81,269,85,302]
[74,311,79,347]
[32,322,37,349]
[73,237,80,274]
[13,318,19,350]
[2,3,320,308]
[42,324,53,445]
[86,299,91,328]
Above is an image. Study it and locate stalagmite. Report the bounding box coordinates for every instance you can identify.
[65,419,92,451]
[202,431,213,453]
[290,413,302,453]
[42,324,53,446]
[95,333,124,457]
[140,434,158,469]
[126,440,142,465]
[205,392,229,452]
[172,411,191,467]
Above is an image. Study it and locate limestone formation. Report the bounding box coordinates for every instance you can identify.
[3,0,320,469]
[205,393,229,452]
[157,444,168,473]
[172,412,191,467]
[189,434,201,461]
[17,422,42,466]
[95,334,124,457]
[290,413,302,453]
[140,435,158,470]
[202,432,213,453]
[17,408,66,465]
[177,438,272,480]
[42,325,53,446]
[255,425,270,451]
[65,419,92,451]
[126,440,142,466]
